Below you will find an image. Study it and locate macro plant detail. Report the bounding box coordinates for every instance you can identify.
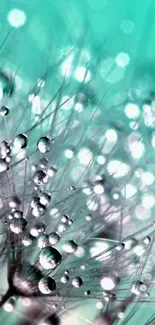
[0,1,155,325]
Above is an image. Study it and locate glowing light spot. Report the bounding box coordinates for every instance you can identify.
[77,148,93,166]
[121,20,134,34]
[101,276,117,290]
[135,204,150,220]
[7,9,27,28]
[96,301,103,309]
[74,103,83,112]
[97,155,106,165]
[141,172,154,185]
[94,184,104,195]
[90,241,109,261]
[143,103,154,127]
[122,184,137,199]
[61,55,73,77]
[74,66,91,82]
[107,160,130,178]
[130,141,145,159]
[134,245,145,257]
[65,149,73,159]
[142,194,154,209]
[105,129,118,142]
[83,187,92,195]
[125,103,140,119]
[116,52,130,67]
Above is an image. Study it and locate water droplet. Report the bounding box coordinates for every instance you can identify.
[60,275,69,284]
[39,157,48,168]
[0,105,9,116]
[30,222,46,238]
[72,276,83,288]
[49,232,60,245]
[38,234,49,248]
[37,137,51,153]
[63,240,78,253]
[10,218,27,234]
[33,170,47,185]
[40,192,51,206]
[38,276,56,294]
[39,246,62,270]
[12,134,28,153]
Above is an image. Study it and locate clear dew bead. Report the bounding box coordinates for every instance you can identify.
[39,246,62,270]
[39,157,48,168]
[68,218,73,226]
[22,235,33,247]
[57,223,67,234]
[37,137,51,153]
[60,275,69,284]
[131,280,148,295]
[30,222,46,238]
[9,218,27,234]
[61,214,69,223]
[32,203,46,217]
[47,166,57,177]
[0,141,10,158]
[0,158,8,172]
[49,232,60,245]
[13,210,23,219]
[3,297,16,312]
[12,134,28,152]
[115,243,125,251]
[40,192,51,206]
[33,170,47,185]
[38,234,49,248]
[0,105,9,116]
[72,276,83,288]
[9,196,20,208]
[143,236,151,245]
[38,276,56,294]
[63,240,78,253]
[31,196,40,208]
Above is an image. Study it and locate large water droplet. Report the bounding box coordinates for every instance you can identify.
[38,276,56,294]
[39,246,62,270]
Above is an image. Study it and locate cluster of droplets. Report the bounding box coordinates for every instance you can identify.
[1,49,155,325]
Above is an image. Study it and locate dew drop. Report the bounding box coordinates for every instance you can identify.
[63,240,78,253]
[38,276,56,294]
[37,137,51,153]
[72,276,83,288]
[39,246,62,270]
[49,232,60,245]
[0,105,9,116]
